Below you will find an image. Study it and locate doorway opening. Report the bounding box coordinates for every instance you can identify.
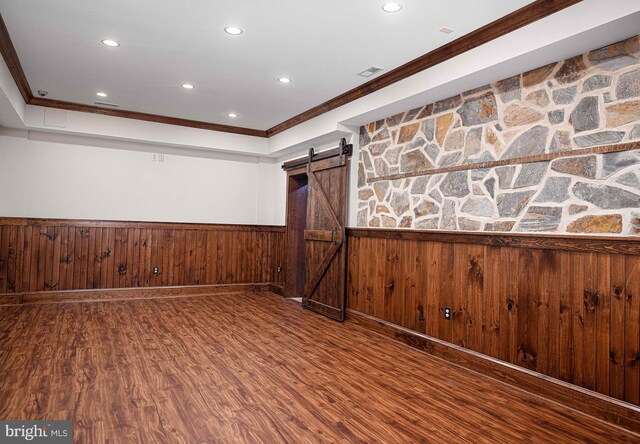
[285,173,308,298]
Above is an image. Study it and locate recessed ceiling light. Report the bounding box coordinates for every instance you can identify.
[381,2,402,13]
[439,27,454,34]
[101,39,120,47]
[228,113,238,118]
[181,83,194,89]
[277,77,292,84]
[224,26,243,35]
[96,92,108,97]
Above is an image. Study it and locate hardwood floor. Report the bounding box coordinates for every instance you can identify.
[0,293,637,443]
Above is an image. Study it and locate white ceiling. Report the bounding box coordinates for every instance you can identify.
[0,0,533,130]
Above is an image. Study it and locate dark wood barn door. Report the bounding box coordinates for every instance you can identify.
[283,140,351,321]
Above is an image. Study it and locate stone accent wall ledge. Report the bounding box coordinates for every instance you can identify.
[368,141,640,183]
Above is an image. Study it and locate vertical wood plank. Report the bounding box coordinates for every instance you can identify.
[467,244,484,353]
[204,231,215,286]
[58,226,69,291]
[625,255,640,405]
[36,226,47,291]
[558,251,573,383]
[571,252,585,388]
[452,243,468,348]
[28,227,40,292]
[131,228,141,287]
[81,228,90,289]
[51,226,61,291]
[583,252,598,391]
[194,230,205,285]
[346,236,358,312]
[6,226,18,292]
[125,228,135,288]
[610,255,626,401]
[14,225,25,293]
[596,253,611,397]
[517,249,532,370]
[438,243,455,344]
[158,229,169,287]
[21,226,33,293]
[117,227,127,288]
[383,239,400,325]
[99,228,112,289]
[90,227,101,289]
[425,241,440,338]
[150,228,159,287]
[142,228,152,287]
[484,246,501,359]
[539,250,560,377]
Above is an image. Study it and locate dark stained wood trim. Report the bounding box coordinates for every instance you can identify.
[0,217,285,232]
[302,297,344,322]
[266,0,582,137]
[347,228,640,255]
[347,309,640,434]
[28,98,268,138]
[0,283,277,306]
[0,14,32,103]
[282,144,353,170]
[368,141,640,183]
[268,283,284,296]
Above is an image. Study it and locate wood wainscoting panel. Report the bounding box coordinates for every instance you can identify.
[0,218,285,293]
[346,228,640,406]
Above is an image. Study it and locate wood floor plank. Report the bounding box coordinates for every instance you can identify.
[0,293,636,443]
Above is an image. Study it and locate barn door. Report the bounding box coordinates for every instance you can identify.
[302,141,350,321]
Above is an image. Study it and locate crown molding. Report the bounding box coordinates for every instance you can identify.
[27,97,268,138]
[0,1,582,139]
[265,0,582,137]
[0,14,32,103]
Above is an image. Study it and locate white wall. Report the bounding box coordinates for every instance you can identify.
[0,130,282,225]
[255,158,287,226]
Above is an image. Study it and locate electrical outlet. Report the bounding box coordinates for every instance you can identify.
[277,266,282,273]
[444,307,451,320]
[153,266,159,275]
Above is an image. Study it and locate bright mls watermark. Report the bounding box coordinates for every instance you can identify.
[1,421,71,443]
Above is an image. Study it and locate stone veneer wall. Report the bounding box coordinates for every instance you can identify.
[357,36,640,235]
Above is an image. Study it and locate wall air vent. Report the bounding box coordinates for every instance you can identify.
[357,66,384,78]
[94,101,119,107]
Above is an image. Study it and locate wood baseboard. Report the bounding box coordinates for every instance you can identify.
[268,283,285,296]
[0,283,281,306]
[347,309,640,434]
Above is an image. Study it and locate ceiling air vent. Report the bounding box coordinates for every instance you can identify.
[357,66,384,78]
[94,101,119,107]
